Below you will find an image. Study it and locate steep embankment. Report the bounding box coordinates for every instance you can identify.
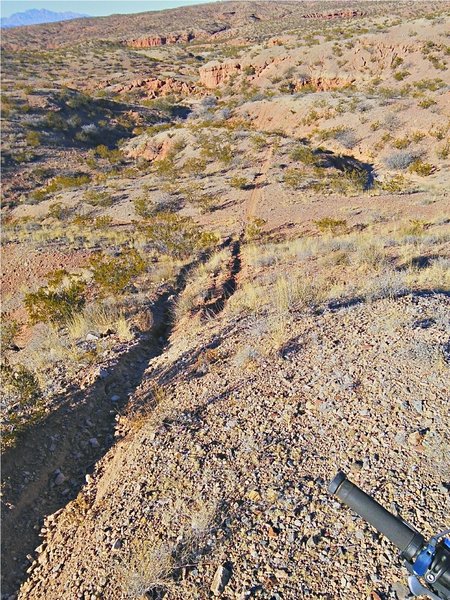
[17,290,450,599]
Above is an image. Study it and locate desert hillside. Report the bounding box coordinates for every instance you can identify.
[1,1,449,599]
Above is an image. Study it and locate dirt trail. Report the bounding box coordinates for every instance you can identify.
[245,146,273,221]
[1,294,171,596]
[1,240,244,597]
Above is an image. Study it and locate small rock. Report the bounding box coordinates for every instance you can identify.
[86,333,99,341]
[210,564,232,595]
[110,395,120,403]
[54,473,66,486]
[391,582,410,599]
[111,539,122,551]
[408,431,423,446]
[89,438,100,448]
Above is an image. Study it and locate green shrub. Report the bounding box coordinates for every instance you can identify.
[419,98,437,109]
[92,144,124,164]
[245,217,266,241]
[91,248,146,295]
[33,173,91,201]
[393,70,410,81]
[314,218,347,234]
[182,157,207,177]
[1,362,41,407]
[380,174,406,192]
[94,216,113,229]
[230,176,249,189]
[283,168,303,189]
[393,137,410,149]
[26,131,41,147]
[0,319,20,349]
[409,160,435,176]
[25,280,86,324]
[48,202,70,220]
[83,189,114,207]
[290,146,316,165]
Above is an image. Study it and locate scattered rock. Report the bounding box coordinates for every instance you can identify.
[210,564,232,596]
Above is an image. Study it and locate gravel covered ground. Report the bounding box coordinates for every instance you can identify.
[19,293,449,600]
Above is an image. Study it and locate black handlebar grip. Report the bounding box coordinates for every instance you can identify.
[329,471,424,561]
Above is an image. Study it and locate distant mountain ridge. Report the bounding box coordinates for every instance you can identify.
[0,8,89,29]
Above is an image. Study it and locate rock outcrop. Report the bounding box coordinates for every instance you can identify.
[199,60,242,88]
[109,76,198,98]
[295,75,355,92]
[302,9,366,20]
[127,31,195,47]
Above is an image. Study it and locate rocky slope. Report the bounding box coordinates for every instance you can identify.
[17,292,450,599]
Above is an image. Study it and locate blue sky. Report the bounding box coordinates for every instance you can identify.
[1,0,218,17]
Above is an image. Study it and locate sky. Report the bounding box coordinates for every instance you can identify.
[1,0,219,17]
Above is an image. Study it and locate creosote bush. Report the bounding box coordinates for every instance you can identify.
[24,278,86,324]
[91,248,146,296]
[314,218,347,234]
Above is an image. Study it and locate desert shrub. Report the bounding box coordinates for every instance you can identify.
[419,98,437,109]
[83,189,114,207]
[93,144,124,163]
[0,319,20,349]
[26,131,41,147]
[190,193,218,213]
[384,151,422,170]
[24,280,86,324]
[290,146,316,165]
[314,218,347,234]
[94,216,113,229]
[243,65,256,75]
[182,157,207,177]
[380,174,406,192]
[251,134,267,150]
[1,362,41,407]
[333,129,359,149]
[42,111,69,131]
[414,78,445,92]
[436,142,450,160]
[91,248,146,296]
[403,219,429,236]
[134,193,179,219]
[393,137,411,149]
[393,70,410,81]
[33,173,91,201]
[48,202,71,220]
[141,213,208,258]
[230,176,249,189]
[408,160,435,176]
[198,133,233,164]
[411,131,426,143]
[283,168,303,189]
[391,56,404,69]
[245,218,266,241]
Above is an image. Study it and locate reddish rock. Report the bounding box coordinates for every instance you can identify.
[199,60,242,89]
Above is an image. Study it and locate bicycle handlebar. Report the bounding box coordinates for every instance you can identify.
[329,471,424,561]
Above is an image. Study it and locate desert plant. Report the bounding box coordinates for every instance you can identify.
[314,218,347,234]
[245,217,266,241]
[91,248,146,295]
[1,319,20,349]
[24,280,86,324]
[283,168,303,189]
[48,202,70,220]
[230,176,249,189]
[1,362,41,407]
[84,189,114,207]
[409,160,435,176]
[290,146,316,165]
[26,131,41,147]
[384,151,422,170]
